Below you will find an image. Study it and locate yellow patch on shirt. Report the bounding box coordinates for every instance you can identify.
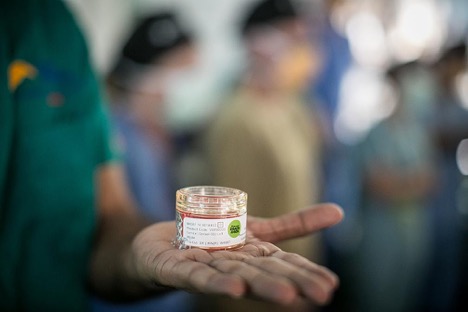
[8,60,37,91]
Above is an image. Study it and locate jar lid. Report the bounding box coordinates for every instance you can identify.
[176,186,247,212]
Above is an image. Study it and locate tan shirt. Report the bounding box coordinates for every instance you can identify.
[207,89,322,257]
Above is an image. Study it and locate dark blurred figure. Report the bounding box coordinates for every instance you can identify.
[205,0,322,311]
[106,12,196,221]
[334,62,437,312]
[208,0,322,259]
[312,0,351,124]
[311,0,355,218]
[93,12,199,312]
[312,2,357,310]
[424,43,468,312]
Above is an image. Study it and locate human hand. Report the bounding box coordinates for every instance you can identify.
[131,203,343,305]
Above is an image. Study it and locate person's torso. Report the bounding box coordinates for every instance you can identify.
[0,1,113,310]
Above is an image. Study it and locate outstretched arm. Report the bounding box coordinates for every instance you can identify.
[90,164,344,305]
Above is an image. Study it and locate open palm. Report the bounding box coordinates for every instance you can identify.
[132,203,343,305]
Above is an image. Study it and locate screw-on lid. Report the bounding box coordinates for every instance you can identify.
[176,186,247,213]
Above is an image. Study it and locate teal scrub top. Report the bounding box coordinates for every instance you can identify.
[0,0,115,310]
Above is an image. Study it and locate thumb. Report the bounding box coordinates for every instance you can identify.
[248,203,344,243]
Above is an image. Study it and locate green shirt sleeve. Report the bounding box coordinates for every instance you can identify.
[0,5,14,223]
[0,0,117,310]
[93,84,119,166]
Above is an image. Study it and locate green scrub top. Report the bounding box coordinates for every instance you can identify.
[0,0,115,310]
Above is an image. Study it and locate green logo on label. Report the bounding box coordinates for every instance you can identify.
[228,220,241,238]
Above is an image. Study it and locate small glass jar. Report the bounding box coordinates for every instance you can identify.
[175,186,247,250]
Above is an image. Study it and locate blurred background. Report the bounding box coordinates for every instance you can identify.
[65,0,468,311]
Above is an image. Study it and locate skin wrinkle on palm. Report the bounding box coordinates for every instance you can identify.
[131,203,344,305]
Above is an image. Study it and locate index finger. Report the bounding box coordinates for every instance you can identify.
[248,203,344,243]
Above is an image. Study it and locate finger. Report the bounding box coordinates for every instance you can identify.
[243,256,334,305]
[210,259,298,305]
[272,251,339,289]
[236,240,281,257]
[208,240,281,261]
[249,203,344,243]
[209,245,340,291]
[158,257,246,298]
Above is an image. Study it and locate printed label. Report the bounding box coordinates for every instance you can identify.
[181,213,247,248]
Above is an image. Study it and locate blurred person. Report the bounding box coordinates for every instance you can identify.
[350,62,436,312]
[312,0,352,123]
[306,3,360,308]
[433,43,468,152]
[106,12,196,223]
[206,0,323,311]
[208,0,322,260]
[95,12,198,312]
[425,42,468,312]
[0,0,345,311]
[312,0,356,222]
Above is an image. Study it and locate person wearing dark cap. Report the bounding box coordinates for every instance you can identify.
[241,0,298,35]
[106,12,197,223]
[0,0,343,311]
[207,1,323,310]
[94,12,199,312]
[108,12,195,89]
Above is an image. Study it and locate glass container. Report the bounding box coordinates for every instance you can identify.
[175,186,247,250]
